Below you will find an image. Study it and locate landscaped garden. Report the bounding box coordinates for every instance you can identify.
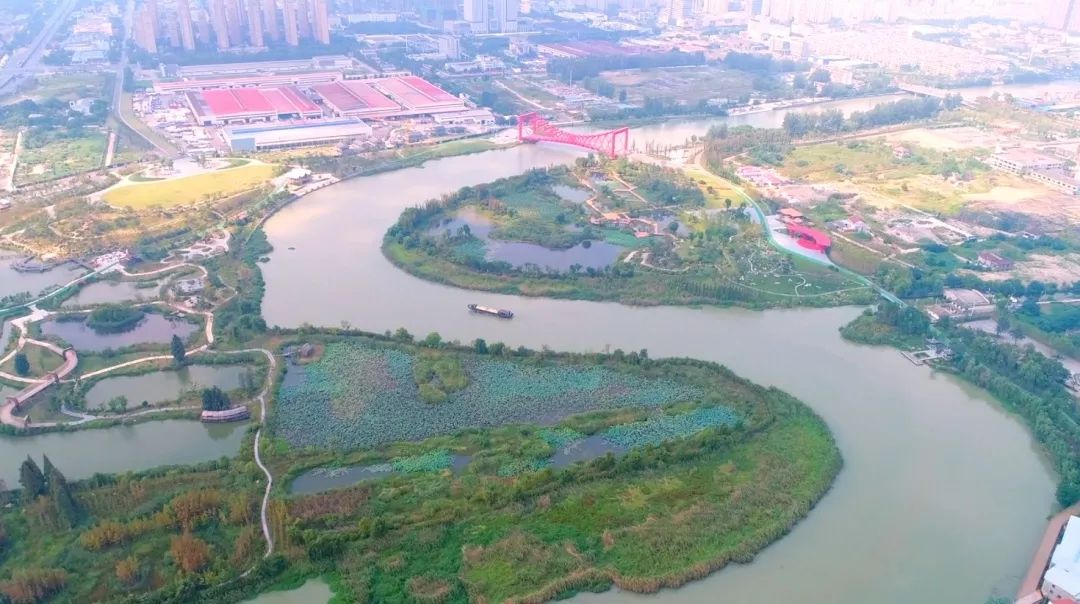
[384,163,876,308]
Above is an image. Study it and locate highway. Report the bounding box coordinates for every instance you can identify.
[109,0,177,158]
[0,0,82,95]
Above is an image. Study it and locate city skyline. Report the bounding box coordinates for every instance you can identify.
[133,0,332,54]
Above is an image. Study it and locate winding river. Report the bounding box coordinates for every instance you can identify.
[259,97,1057,603]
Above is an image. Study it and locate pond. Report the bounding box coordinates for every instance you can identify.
[552,184,592,204]
[84,365,248,409]
[0,419,247,486]
[241,578,333,604]
[432,207,625,271]
[62,280,160,307]
[290,454,472,495]
[0,254,86,301]
[41,313,198,352]
[550,434,626,468]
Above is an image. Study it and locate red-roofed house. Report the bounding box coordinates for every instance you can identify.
[786,223,832,252]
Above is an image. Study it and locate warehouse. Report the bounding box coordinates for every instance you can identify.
[224,119,373,152]
[373,76,464,112]
[312,80,402,118]
[187,86,323,125]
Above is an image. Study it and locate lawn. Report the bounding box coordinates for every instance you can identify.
[15,135,107,185]
[103,162,278,208]
[0,343,63,379]
[682,163,743,209]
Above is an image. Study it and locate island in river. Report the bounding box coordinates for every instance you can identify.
[384,161,876,309]
[0,331,839,604]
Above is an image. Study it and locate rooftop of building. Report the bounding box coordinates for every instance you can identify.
[993,148,1065,166]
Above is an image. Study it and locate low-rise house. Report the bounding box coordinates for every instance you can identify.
[977,251,1014,271]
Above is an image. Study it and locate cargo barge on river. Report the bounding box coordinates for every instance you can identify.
[467,304,514,319]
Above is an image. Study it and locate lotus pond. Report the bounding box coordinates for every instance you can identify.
[273,338,710,450]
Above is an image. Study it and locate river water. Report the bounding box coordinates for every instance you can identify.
[259,96,1058,604]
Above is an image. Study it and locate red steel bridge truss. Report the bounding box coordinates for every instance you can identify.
[517,113,629,157]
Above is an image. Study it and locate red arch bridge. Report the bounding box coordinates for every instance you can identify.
[517,113,629,157]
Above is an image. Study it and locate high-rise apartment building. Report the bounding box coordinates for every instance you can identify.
[246,0,264,46]
[147,0,160,39]
[225,0,244,47]
[195,9,213,45]
[177,0,196,50]
[296,0,311,38]
[211,0,230,49]
[164,12,181,47]
[134,5,159,53]
[464,0,518,32]
[313,0,330,44]
[667,0,692,25]
[263,0,280,40]
[283,0,299,45]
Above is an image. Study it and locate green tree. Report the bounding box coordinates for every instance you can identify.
[201,387,230,411]
[474,338,488,354]
[19,456,46,498]
[13,352,29,377]
[43,456,80,527]
[423,332,443,348]
[170,335,186,365]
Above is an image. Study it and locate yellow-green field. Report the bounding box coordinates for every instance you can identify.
[682,163,744,208]
[103,163,278,208]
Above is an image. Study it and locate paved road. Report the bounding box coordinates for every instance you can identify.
[109,0,176,158]
[0,0,81,94]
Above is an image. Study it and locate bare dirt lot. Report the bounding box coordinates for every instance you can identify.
[975,253,1080,284]
[965,186,1080,224]
[883,126,999,152]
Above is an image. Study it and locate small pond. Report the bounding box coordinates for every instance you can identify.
[431,208,624,272]
[552,184,591,204]
[62,280,160,307]
[41,314,198,352]
[0,419,248,486]
[290,454,471,495]
[550,434,626,468]
[84,365,248,409]
[241,578,332,604]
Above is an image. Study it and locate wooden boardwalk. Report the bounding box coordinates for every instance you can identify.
[1016,504,1080,603]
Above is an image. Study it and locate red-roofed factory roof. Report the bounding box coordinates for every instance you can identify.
[313,81,401,116]
[374,76,462,110]
[192,86,322,123]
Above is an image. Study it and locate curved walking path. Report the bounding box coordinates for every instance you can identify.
[222,348,276,558]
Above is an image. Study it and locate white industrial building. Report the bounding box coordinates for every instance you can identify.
[224,119,373,152]
[1044,516,1080,602]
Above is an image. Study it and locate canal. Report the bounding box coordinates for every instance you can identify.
[259,102,1057,603]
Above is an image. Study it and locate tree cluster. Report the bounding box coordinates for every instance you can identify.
[200,387,232,412]
[19,456,82,528]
